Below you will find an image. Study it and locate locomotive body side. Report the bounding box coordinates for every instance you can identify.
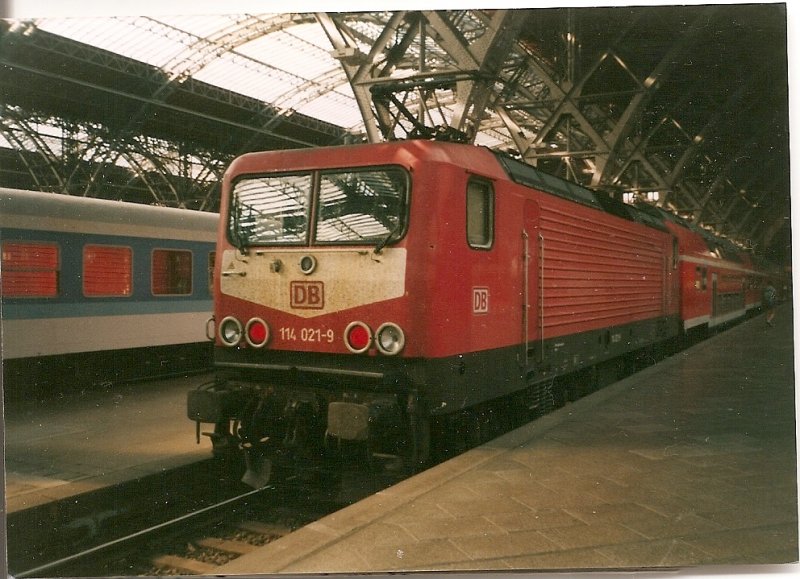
[502,175,681,394]
[0,188,217,392]
[192,141,684,482]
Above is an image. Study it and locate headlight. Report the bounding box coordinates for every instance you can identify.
[219,316,243,347]
[375,322,405,355]
[299,255,317,275]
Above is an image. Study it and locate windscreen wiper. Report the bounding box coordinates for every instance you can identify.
[374,222,401,255]
[231,202,248,253]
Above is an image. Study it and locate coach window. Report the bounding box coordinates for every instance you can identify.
[83,245,132,297]
[672,238,679,269]
[695,266,707,291]
[1,241,60,298]
[152,249,193,295]
[467,178,494,249]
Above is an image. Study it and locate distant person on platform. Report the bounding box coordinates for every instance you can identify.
[763,283,778,327]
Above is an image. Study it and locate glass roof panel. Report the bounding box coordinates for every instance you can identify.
[31,13,497,140]
[154,14,245,39]
[37,17,194,69]
[36,13,365,130]
[294,87,362,129]
[474,130,508,149]
[238,29,335,80]
[286,21,340,50]
[194,53,304,103]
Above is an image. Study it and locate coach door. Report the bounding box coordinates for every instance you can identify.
[711,272,719,318]
[522,200,541,366]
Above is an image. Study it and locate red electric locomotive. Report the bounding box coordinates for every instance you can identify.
[189,140,684,485]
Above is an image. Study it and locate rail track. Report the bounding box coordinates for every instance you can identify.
[7,454,408,577]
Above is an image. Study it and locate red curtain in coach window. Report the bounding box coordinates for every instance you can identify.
[83,244,132,297]
[1,241,60,298]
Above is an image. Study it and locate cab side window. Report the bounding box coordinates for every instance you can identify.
[466,178,494,249]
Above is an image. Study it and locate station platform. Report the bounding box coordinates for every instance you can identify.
[217,305,798,573]
[3,373,212,514]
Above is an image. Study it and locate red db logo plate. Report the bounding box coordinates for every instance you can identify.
[472,287,489,314]
[290,281,325,309]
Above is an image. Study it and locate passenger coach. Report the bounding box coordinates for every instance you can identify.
[1,188,218,394]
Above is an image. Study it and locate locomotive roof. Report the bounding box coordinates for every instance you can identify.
[228,141,673,235]
[493,151,669,234]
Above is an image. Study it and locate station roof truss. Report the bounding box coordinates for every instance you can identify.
[0,5,790,262]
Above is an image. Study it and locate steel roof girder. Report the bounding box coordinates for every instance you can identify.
[324,10,529,142]
[157,14,316,82]
[755,206,789,251]
[500,52,614,167]
[6,22,346,146]
[683,192,732,237]
[420,10,523,135]
[694,112,782,224]
[19,23,167,85]
[525,51,609,150]
[592,6,719,187]
[447,11,528,135]
[667,74,765,189]
[0,111,65,190]
[315,11,386,143]
[738,174,786,238]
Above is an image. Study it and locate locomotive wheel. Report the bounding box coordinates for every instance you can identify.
[202,421,247,485]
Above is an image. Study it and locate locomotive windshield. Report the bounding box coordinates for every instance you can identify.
[229,167,408,247]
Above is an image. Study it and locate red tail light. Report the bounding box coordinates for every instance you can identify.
[245,318,270,347]
[344,321,372,353]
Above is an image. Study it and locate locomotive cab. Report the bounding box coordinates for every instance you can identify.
[189,142,492,484]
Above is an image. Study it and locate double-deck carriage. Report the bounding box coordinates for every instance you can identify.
[636,205,764,338]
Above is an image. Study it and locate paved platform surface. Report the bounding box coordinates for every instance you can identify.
[3,373,212,513]
[218,305,798,573]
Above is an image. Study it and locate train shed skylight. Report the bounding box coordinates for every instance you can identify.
[35,14,366,131]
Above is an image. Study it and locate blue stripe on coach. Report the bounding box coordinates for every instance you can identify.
[2,299,213,320]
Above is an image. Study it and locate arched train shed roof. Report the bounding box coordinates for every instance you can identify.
[0,4,790,263]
